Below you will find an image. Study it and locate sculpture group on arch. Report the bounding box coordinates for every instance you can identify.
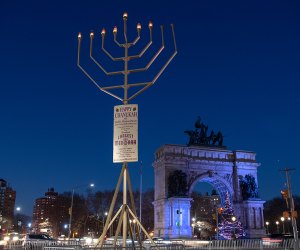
[184,117,224,147]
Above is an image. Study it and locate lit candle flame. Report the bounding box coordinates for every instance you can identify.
[101,28,106,36]
[78,32,82,39]
[148,21,153,28]
[137,23,141,31]
[113,26,118,34]
[123,12,128,19]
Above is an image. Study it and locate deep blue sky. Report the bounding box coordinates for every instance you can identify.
[1,0,300,216]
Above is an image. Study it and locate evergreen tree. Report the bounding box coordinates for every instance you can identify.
[218,192,245,239]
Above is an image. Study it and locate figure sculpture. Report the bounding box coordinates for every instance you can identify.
[184,117,224,147]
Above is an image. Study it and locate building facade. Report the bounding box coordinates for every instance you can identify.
[0,179,16,228]
[32,188,69,237]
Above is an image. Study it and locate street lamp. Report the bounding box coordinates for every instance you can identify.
[102,212,108,230]
[266,221,270,234]
[288,217,291,233]
[133,219,136,240]
[276,221,279,234]
[191,223,195,236]
[68,183,94,239]
[15,207,21,233]
[281,217,285,234]
[192,217,196,236]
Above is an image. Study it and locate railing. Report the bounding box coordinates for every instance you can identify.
[2,239,300,250]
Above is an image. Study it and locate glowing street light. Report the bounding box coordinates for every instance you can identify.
[281,217,285,234]
[276,221,280,234]
[266,221,270,234]
[102,211,108,230]
[191,217,196,236]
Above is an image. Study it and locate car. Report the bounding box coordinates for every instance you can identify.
[105,236,137,246]
[22,233,57,248]
[143,237,172,245]
[0,232,22,246]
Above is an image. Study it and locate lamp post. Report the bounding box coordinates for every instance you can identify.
[288,217,291,234]
[231,216,237,239]
[15,207,21,233]
[192,217,195,236]
[215,207,219,240]
[276,221,279,234]
[68,183,94,239]
[281,217,285,234]
[102,212,108,231]
[133,219,136,240]
[266,221,269,234]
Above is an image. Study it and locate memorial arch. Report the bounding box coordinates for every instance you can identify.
[153,144,265,239]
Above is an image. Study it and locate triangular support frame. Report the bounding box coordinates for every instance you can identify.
[96,163,155,248]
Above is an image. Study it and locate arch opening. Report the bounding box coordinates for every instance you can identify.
[189,175,233,205]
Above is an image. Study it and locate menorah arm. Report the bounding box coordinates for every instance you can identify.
[128,41,152,60]
[127,24,177,102]
[77,39,123,102]
[128,28,153,60]
[128,46,164,74]
[128,25,164,73]
[114,36,123,47]
[102,84,126,90]
[127,52,177,102]
[129,35,140,46]
[77,64,123,102]
[102,82,148,91]
[90,37,124,76]
[102,37,125,62]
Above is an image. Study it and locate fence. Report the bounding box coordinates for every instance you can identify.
[2,239,300,250]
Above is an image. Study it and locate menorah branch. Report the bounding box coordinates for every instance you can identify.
[128,25,164,74]
[102,32,125,61]
[127,24,177,102]
[128,23,152,60]
[77,35,123,101]
[90,33,124,76]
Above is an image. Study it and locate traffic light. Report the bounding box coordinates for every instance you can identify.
[217,207,224,214]
[281,189,289,199]
[283,211,290,219]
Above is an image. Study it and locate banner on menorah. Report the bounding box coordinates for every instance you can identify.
[113,104,138,163]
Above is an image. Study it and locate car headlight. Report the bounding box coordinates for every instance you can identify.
[4,236,10,241]
[85,237,92,244]
[12,236,19,241]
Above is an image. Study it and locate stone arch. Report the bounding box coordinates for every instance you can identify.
[153,144,266,239]
[188,172,233,205]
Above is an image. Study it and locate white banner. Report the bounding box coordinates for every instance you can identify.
[113,104,138,163]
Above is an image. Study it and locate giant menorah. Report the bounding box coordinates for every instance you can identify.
[77,13,177,247]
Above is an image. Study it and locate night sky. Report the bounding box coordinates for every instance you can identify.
[1,0,300,216]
